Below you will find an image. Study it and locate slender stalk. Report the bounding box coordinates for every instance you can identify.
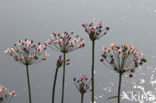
[91,40,95,103]
[26,65,32,103]
[81,93,84,103]
[52,66,59,103]
[61,53,66,103]
[118,72,122,103]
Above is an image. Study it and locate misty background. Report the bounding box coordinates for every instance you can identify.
[0,0,156,103]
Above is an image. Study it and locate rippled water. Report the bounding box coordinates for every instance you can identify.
[0,0,156,103]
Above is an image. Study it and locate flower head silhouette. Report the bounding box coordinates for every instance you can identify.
[45,32,85,53]
[4,39,49,65]
[82,21,109,103]
[100,43,147,103]
[73,74,92,103]
[100,43,147,76]
[4,39,49,103]
[45,32,84,103]
[82,21,109,41]
[0,85,16,103]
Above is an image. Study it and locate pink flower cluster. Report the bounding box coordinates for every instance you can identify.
[0,85,16,102]
[82,21,109,41]
[73,74,92,94]
[45,32,85,53]
[100,43,147,77]
[4,39,49,65]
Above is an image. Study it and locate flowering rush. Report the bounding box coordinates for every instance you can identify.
[52,55,70,103]
[73,74,92,103]
[4,39,49,65]
[82,21,109,41]
[82,21,109,103]
[100,43,147,103]
[0,85,16,103]
[4,39,49,103]
[100,43,147,77]
[44,32,85,53]
[73,74,92,94]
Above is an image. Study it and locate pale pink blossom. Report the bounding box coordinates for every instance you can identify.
[80,74,85,79]
[82,23,88,28]
[25,40,31,46]
[20,56,24,61]
[4,48,10,54]
[102,47,110,52]
[0,85,16,102]
[97,21,103,26]
[90,26,96,32]
[44,41,49,46]
[8,91,16,96]
[46,32,85,53]
[110,43,118,48]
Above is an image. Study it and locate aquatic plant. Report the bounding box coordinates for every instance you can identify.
[73,74,92,103]
[82,21,109,103]
[100,43,147,103]
[52,55,70,103]
[0,84,16,103]
[4,39,49,103]
[45,32,84,103]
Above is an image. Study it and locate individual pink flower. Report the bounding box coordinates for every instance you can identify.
[8,91,16,96]
[82,23,88,28]
[45,32,85,53]
[82,21,109,41]
[0,84,16,102]
[80,74,85,79]
[97,21,103,26]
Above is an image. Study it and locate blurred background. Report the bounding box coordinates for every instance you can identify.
[0,0,156,103]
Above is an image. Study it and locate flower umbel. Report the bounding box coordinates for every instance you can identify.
[101,43,147,103]
[45,32,85,53]
[82,21,109,41]
[73,74,92,94]
[100,43,147,77]
[4,39,49,65]
[0,85,16,103]
[4,39,49,103]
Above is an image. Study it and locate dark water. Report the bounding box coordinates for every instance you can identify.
[0,0,156,103]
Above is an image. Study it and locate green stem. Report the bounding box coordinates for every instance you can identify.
[81,93,84,103]
[61,53,66,103]
[118,73,122,103]
[26,65,32,103]
[91,40,95,103]
[52,66,59,103]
